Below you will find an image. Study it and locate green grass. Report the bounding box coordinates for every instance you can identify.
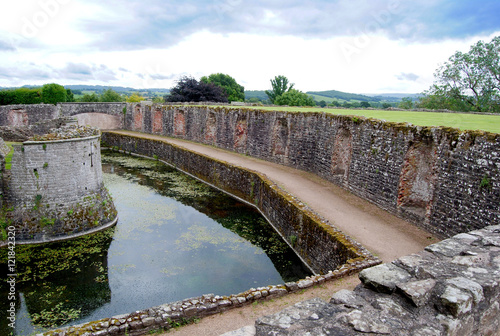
[4,142,19,170]
[242,106,500,134]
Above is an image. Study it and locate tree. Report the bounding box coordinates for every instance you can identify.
[419,36,500,112]
[274,89,315,106]
[165,76,228,103]
[41,83,67,105]
[66,89,75,102]
[200,73,244,102]
[80,93,100,102]
[318,100,327,107]
[265,75,294,104]
[126,93,144,103]
[100,88,123,102]
[398,97,414,109]
[360,101,371,108]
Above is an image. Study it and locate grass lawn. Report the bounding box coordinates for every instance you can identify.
[243,106,500,134]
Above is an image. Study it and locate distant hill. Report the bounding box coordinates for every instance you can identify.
[64,85,170,94]
[245,90,269,102]
[307,90,380,103]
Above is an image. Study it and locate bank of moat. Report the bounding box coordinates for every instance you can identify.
[0,125,117,245]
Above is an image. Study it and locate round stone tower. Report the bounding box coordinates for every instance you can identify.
[1,125,117,244]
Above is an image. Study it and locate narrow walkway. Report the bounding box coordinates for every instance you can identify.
[108,131,438,336]
[110,130,437,263]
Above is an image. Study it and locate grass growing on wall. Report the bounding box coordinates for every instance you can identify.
[247,106,500,134]
[4,142,19,170]
[195,105,500,134]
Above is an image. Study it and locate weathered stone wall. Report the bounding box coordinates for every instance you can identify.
[59,102,126,129]
[254,224,500,336]
[127,105,500,239]
[0,104,58,127]
[0,103,127,130]
[102,132,380,275]
[3,134,117,244]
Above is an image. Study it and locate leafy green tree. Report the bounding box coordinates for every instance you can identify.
[100,88,123,102]
[265,75,294,104]
[80,93,100,102]
[342,102,352,108]
[419,36,500,112]
[126,93,144,102]
[329,100,341,107]
[398,97,414,109]
[200,73,244,102]
[382,103,392,109]
[360,101,371,108]
[274,89,315,106]
[41,83,67,105]
[317,100,327,107]
[66,89,75,102]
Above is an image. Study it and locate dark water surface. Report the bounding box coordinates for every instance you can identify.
[1,150,310,335]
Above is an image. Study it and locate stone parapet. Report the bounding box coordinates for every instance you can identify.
[254,225,500,335]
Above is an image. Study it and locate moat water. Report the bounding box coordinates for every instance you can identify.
[1,150,311,335]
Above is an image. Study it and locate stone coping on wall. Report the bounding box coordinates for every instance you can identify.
[40,257,375,336]
[22,134,101,145]
[252,224,500,335]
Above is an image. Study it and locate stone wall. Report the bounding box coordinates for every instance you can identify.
[59,102,126,129]
[127,105,500,239]
[0,104,58,127]
[0,103,127,130]
[101,132,380,275]
[2,132,117,244]
[254,224,500,336]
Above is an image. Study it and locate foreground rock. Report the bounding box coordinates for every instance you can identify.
[254,225,500,336]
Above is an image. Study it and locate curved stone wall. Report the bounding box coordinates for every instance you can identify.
[2,133,117,244]
[126,105,500,239]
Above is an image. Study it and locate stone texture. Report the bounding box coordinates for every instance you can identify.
[2,128,117,244]
[247,224,500,336]
[397,279,436,307]
[359,263,411,293]
[123,104,499,240]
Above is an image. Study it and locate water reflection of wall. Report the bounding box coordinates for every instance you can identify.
[0,228,113,335]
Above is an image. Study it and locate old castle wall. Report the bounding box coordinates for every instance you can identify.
[127,104,500,239]
[102,132,380,275]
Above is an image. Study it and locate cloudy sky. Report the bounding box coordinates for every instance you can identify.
[0,0,499,93]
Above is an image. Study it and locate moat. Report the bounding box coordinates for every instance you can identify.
[0,150,310,335]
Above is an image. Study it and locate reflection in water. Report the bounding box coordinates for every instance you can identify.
[0,227,113,335]
[0,150,310,335]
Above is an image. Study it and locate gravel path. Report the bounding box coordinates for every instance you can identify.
[108,130,438,335]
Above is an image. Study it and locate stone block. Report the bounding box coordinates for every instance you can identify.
[397,279,436,307]
[359,263,411,293]
[439,286,473,317]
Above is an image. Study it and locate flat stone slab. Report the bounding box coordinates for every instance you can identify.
[359,263,411,293]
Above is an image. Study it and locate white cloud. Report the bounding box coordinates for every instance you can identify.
[1,0,500,93]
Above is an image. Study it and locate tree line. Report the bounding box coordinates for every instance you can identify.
[0,84,146,106]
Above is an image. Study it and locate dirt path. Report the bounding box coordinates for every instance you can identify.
[107,131,437,335]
